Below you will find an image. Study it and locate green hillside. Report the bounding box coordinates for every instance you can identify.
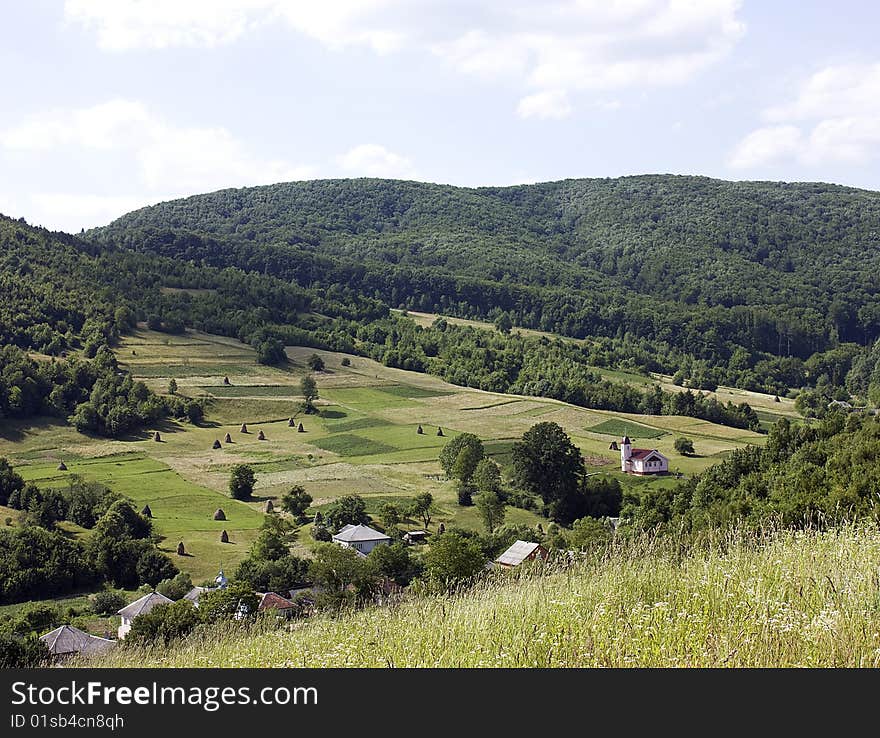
[90,175,880,394]
[0,326,767,588]
[94,523,880,668]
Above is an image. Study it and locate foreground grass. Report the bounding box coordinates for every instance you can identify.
[94,524,880,668]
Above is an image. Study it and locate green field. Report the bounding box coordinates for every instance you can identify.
[16,453,264,583]
[588,419,666,440]
[1,327,774,602]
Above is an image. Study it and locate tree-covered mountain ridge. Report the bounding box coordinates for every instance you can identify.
[93,174,880,316]
[91,174,880,353]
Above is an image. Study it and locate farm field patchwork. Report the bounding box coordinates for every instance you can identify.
[1,327,774,591]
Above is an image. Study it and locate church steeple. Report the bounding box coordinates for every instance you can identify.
[620,436,632,472]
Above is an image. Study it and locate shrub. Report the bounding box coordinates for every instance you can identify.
[91,590,127,616]
[123,601,202,648]
[674,437,695,455]
[156,572,194,601]
[0,632,48,667]
[229,464,256,500]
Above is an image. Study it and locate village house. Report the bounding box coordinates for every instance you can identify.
[332,523,392,555]
[494,540,549,568]
[116,591,173,639]
[620,436,668,475]
[257,591,298,619]
[40,624,115,662]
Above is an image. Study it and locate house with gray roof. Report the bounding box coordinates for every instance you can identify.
[494,540,549,568]
[332,523,391,555]
[117,591,173,639]
[40,625,115,661]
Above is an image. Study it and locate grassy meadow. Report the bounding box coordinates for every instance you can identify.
[1,325,775,614]
[93,523,880,668]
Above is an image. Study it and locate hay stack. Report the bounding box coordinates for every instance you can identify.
[288,417,295,427]
[264,500,274,513]
[176,541,186,556]
[220,530,229,543]
[141,504,153,518]
[213,508,226,521]
[224,432,232,443]
[609,441,618,451]
[223,376,230,385]
[258,430,266,441]
[436,427,444,437]
[57,461,68,471]
[417,425,424,434]
[298,423,305,432]
[153,431,161,442]
[240,423,248,433]
[212,439,222,449]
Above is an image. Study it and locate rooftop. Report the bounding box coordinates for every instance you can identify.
[495,540,545,567]
[332,524,392,543]
[117,591,173,620]
[40,625,115,657]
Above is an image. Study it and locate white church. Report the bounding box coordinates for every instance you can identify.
[619,436,669,475]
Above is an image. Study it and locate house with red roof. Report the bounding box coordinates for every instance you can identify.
[620,436,668,475]
[258,591,298,618]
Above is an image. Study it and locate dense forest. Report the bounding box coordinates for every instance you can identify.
[91,175,880,395]
[5,174,880,434]
[0,212,759,431]
[626,410,880,531]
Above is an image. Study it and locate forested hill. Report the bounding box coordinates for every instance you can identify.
[91,176,880,370]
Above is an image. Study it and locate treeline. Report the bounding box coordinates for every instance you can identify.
[0,463,179,604]
[351,318,761,430]
[0,345,204,437]
[625,412,880,531]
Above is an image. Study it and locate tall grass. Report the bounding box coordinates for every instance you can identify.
[91,524,880,668]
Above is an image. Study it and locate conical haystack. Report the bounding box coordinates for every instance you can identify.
[258,430,266,440]
[240,423,248,433]
[224,432,232,443]
[176,541,186,556]
[298,423,305,432]
[57,461,68,471]
[141,504,153,518]
[213,508,226,521]
[220,530,229,543]
[212,439,222,449]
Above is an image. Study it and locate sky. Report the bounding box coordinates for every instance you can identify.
[1,0,879,233]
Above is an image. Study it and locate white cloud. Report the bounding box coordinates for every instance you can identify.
[764,63,880,122]
[0,98,316,231]
[30,193,166,231]
[517,89,572,120]
[64,0,270,51]
[730,62,880,169]
[1,98,314,195]
[336,143,416,179]
[728,125,803,169]
[66,1,746,116]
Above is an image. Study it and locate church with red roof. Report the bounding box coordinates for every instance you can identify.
[620,436,669,475]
